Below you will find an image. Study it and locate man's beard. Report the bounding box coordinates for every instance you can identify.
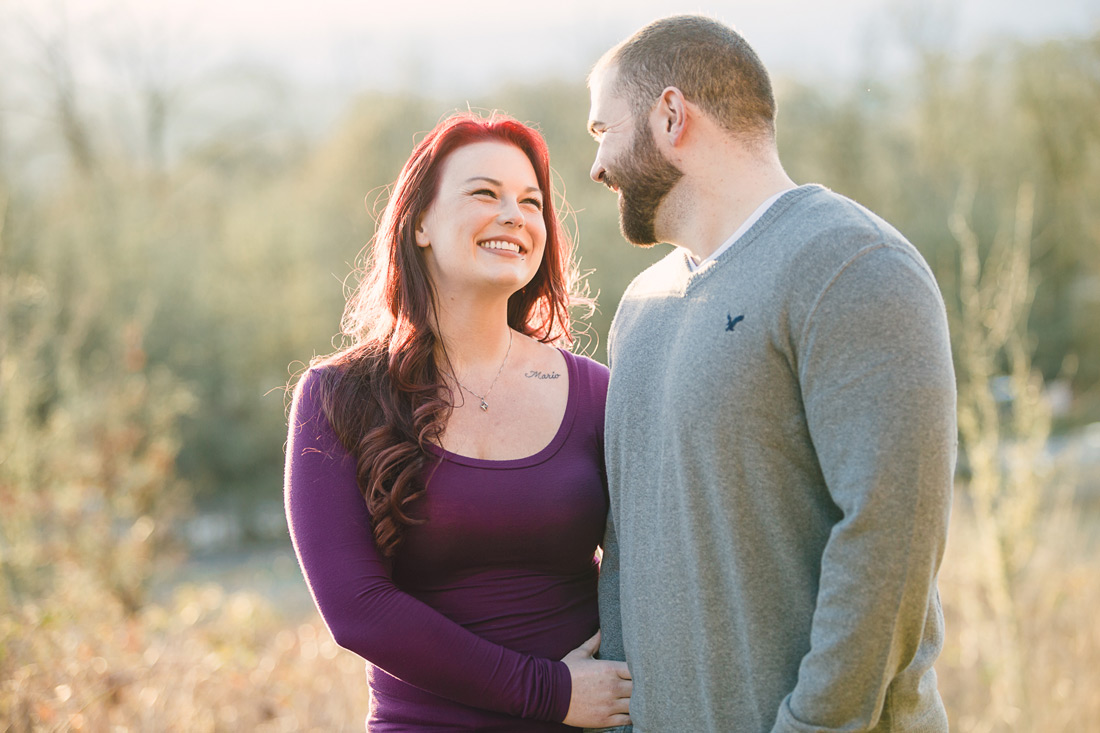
[603,120,683,246]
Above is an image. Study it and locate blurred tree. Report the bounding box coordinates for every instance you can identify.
[778,33,1100,421]
[1,12,1097,553]
[1013,36,1100,399]
[14,8,100,179]
[2,8,1099,728]
[0,180,193,614]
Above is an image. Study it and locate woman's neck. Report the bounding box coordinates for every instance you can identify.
[432,295,514,376]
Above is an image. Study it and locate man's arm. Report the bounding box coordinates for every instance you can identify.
[586,512,633,733]
[774,244,956,732]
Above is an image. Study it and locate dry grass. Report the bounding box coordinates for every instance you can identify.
[3,496,1097,732]
[932,177,1100,731]
[938,493,1100,731]
[1,573,370,732]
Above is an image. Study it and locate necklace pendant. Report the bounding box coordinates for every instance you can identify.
[452,330,510,416]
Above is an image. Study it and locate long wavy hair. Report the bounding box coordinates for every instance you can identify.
[307,111,586,558]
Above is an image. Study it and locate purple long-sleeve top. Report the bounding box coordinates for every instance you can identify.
[284,350,610,731]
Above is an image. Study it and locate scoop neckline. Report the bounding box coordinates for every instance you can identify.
[424,348,579,470]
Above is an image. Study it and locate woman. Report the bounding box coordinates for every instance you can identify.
[284,111,631,730]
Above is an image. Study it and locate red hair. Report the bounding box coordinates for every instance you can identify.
[307,111,586,557]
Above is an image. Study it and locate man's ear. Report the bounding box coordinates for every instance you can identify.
[656,86,688,146]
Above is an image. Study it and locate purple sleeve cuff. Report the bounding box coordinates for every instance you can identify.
[546,659,572,722]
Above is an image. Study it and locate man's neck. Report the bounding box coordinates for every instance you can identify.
[658,141,795,260]
[684,186,796,268]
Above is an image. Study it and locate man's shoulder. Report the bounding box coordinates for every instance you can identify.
[783,185,912,251]
[773,185,929,281]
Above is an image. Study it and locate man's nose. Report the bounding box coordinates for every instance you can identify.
[590,155,607,185]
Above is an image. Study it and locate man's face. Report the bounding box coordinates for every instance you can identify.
[588,71,682,246]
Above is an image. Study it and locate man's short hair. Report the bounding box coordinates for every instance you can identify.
[591,15,776,141]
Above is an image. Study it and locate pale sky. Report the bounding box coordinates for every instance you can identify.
[6,0,1098,95]
[1,0,1095,177]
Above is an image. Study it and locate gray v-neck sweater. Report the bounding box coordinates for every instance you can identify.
[599,185,955,732]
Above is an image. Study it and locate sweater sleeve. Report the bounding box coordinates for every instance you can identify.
[586,510,633,733]
[773,245,956,732]
[283,369,571,722]
[582,354,632,733]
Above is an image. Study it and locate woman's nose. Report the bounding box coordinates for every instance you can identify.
[498,198,525,227]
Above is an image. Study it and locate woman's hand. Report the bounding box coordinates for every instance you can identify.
[561,631,632,728]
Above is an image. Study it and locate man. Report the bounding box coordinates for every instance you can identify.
[588,15,956,733]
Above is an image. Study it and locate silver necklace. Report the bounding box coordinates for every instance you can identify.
[452,330,512,412]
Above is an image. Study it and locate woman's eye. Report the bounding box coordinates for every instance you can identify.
[523,198,543,211]
[472,189,497,198]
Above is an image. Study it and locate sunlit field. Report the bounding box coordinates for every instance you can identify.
[938,495,1100,730]
[3,495,1097,731]
[2,6,1099,732]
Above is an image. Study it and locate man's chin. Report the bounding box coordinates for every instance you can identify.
[619,205,660,247]
[620,227,660,248]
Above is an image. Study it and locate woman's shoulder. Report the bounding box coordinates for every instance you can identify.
[289,359,355,426]
[560,349,609,403]
[288,365,329,428]
[293,354,371,397]
[564,349,609,380]
[292,362,336,403]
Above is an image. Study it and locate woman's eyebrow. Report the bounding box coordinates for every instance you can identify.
[464,176,541,194]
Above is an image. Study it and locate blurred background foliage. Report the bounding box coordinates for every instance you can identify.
[1,12,1099,732]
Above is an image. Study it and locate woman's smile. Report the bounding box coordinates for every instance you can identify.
[478,237,526,255]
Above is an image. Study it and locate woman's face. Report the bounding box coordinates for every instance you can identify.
[415,141,547,301]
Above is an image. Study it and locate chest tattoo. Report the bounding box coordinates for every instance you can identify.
[525,370,561,380]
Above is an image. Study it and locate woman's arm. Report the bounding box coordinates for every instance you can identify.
[285,369,629,724]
